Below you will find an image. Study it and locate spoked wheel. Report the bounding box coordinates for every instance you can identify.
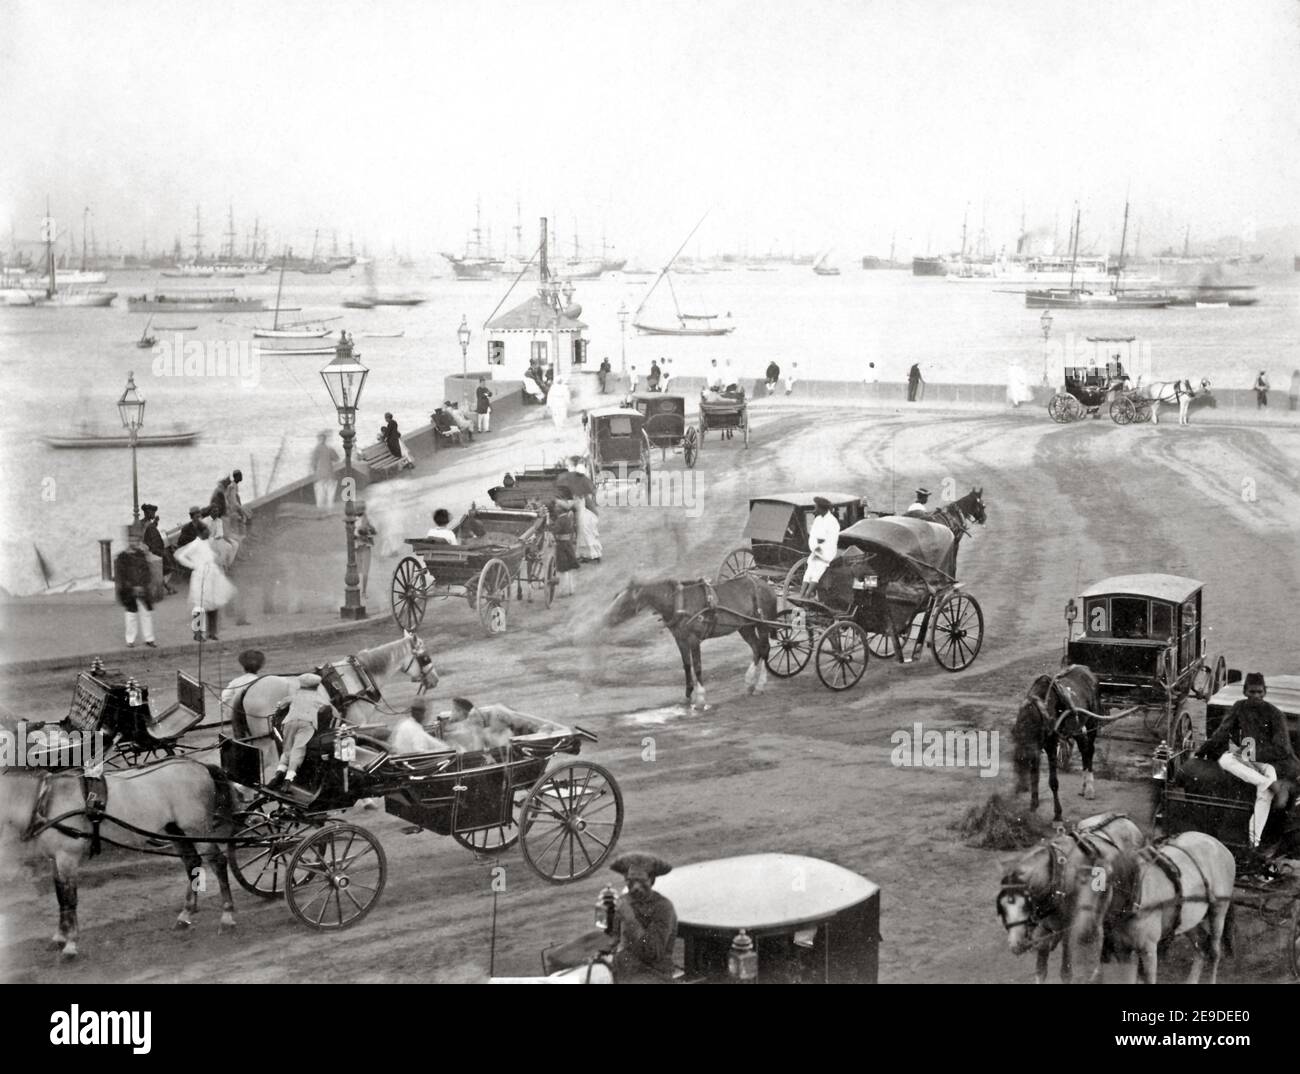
[865,631,896,659]
[930,592,984,671]
[1134,398,1153,423]
[284,823,387,931]
[782,556,810,605]
[519,761,624,883]
[765,608,815,678]
[541,552,558,608]
[476,558,511,635]
[390,556,430,630]
[814,621,869,691]
[683,425,700,468]
[1209,654,1228,698]
[452,818,521,854]
[1172,707,1195,760]
[229,808,321,900]
[1109,396,1136,424]
[717,546,757,582]
[1047,394,1074,423]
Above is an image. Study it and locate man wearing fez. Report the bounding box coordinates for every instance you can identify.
[1197,673,1298,851]
[607,852,677,983]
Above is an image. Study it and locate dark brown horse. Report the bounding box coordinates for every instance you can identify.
[1012,664,1101,821]
[605,576,778,706]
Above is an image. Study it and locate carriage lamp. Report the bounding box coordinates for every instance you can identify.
[728,929,758,981]
[90,657,105,676]
[596,885,618,932]
[117,371,146,523]
[320,339,370,622]
[125,676,142,708]
[1152,740,1171,780]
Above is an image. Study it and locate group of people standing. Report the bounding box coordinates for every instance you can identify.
[114,470,250,647]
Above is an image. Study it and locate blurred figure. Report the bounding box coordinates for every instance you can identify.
[311,432,339,507]
[354,507,377,599]
[1254,371,1269,409]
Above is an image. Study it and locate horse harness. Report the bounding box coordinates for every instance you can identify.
[996,813,1131,935]
[21,769,110,856]
[1108,842,1217,942]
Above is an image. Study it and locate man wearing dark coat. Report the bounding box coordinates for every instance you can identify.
[115,530,157,647]
[1197,672,1298,849]
[607,852,677,983]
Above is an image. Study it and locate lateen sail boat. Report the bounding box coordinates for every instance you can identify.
[633,215,735,336]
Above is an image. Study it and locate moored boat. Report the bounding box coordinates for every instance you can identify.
[44,429,201,449]
[128,291,266,312]
[912,256,947,276]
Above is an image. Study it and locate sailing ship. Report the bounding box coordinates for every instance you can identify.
[3,208,118,306]
[252,254,337,337]
[442,201,504,280]
[1025,204,1168,310]
[633,216,736,336]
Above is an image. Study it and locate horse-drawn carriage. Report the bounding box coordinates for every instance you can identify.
[630,392,699,469]
[698,386,749,447]
[390,506,556,635]
[489,464,568,510]
[1048,337,1150,424]
[220,702,625,930]
[1063,574,1226,757]
[585,406,653,485]
[715,492,868,585]
[764,516,985,690]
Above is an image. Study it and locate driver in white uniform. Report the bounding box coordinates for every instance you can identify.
[799,497,840,599]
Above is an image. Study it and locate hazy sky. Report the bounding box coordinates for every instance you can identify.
[2,0,1297,260]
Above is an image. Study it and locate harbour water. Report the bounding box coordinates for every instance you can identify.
[1,264,1296,595]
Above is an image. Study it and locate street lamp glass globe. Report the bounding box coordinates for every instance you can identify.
[457,315,471,350]
[117,371,146,430]
[319,352,369,423]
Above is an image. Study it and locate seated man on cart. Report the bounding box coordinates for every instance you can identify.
[1195,672,1298,857]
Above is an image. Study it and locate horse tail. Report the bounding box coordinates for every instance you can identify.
[1221,901,1235,958]
[203,763,236,840]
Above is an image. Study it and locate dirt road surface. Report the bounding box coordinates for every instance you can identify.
[4,405,1298,983]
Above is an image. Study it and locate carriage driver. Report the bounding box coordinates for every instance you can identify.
[267,673,328,792]
[906,488,931,516]
[799,497,840,598]
[607,852,678,983]
[1196,673,1298,853]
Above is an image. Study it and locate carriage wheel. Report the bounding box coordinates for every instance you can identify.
[1047,394,1073,423]
[782,556,810,605]
[476,558,511,635]
[390,556,430,630]
[814,621,869,691]
[519,761,624,883]
[765,608,815,678]
[452,817,521,854]
[865,631,895,659]
[1109,396,1136,425]
[930,592,984,671]
[683,426,699,468]
[717,546,758,582]
[541,552,558,608]
[1134,397,1153,423]
[229,808,321,900]
[1172,707,1195,759]
[284,823,387,930]
[1210,655,1228,698]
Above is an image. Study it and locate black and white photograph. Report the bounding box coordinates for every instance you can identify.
[1,0,1299,1003]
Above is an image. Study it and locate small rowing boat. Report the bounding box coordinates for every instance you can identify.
[44,429,201,449]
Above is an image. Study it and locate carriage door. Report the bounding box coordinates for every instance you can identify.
[1178,593,1200,674]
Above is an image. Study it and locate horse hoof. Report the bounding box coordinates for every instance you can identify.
[174,917,194,931]
[746,684,755,696]
[60,947,78,961]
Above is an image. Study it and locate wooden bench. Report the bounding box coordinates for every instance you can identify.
[359,440,408,477]
[430,411,466,448]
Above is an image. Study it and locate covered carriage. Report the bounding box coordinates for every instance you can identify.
[716,491,867,585]
[390,506,556,636]
[764,515,984,690]
[220,701,624,931]
[584,405,653,485]
[1063,573,1225,755]
[630,392,699,469]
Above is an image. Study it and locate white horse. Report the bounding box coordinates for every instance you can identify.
[1137,377,1212,425]
[228,632,438,779]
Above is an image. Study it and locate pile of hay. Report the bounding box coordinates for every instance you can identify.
[955,793,1054,850]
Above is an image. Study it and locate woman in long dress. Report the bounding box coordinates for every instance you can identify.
[562,458,602,562]
[549,377,570,427]
[173,524,236,641]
